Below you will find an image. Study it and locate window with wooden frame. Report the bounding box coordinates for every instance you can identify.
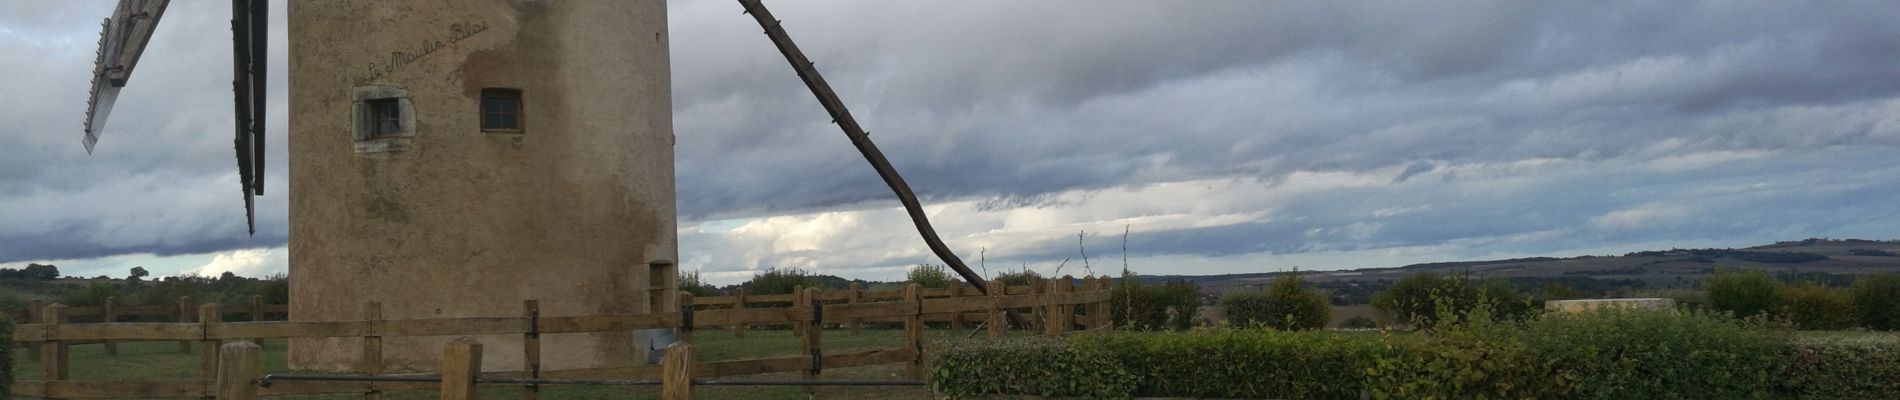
[480,88,522,132]
[366,98,402,138]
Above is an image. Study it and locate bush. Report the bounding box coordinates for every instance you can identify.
[1517,308,1786,399]
[1781,284,1858,330]
[740,267,821,295]
[1851,274,1900,330]
[993,269,1042,287]
[1783,336,1900,399]
[906,264,955,289]
[1707,268,1782,319]
[1111,278,1201,330]
[1370,272,1531,328]
[1339,316,1380,329]
[677,270,720,298]
[1076,330,1380,399]
[929,338,1134,398]
[1222,274,1329,330]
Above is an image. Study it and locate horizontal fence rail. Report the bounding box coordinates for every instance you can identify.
[10,276,1115,399]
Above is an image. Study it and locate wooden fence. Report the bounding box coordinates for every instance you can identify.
[9,275,1113,399]
[10,296,288,358]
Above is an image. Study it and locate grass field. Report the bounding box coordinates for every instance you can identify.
[9,328,1020,399]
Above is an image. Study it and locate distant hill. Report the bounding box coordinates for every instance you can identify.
[1131,238,1900,304]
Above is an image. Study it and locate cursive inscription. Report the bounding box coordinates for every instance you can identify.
[355,20,490,84]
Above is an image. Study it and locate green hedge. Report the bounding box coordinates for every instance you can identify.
[928,338,1133,399]
[928,311,1900,399]
[0,316,11,393]
[1076,329,1379,398]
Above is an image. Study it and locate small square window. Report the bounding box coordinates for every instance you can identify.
[366,98,402,138]
[481,89,522,132]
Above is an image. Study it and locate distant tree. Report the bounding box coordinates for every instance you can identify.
[219,271,240,282]
[60,283,120,307]
[906,264,955,289]
[1851,274,1900,330]
[1706,268,1782,319]
[1222,274,1330,330]
[21,263,59,280]
[1780,284,1858,330]
[678,270,721,297]
[128,266,150,282]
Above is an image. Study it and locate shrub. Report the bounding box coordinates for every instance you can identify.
[1111,278,1201,330]
[58,283,120,307]
[1366,328,1570,399]
[993,269,1042,287]
[677,270,720,298]
[1370,272,1531,328]
[1707,268,1782,319]
[906,264,955,289]
[1339,316,1380,329]
[740,267,821,295]
[1781,284,1858,330]
[1851,274,1900,330]
[1075,330,1381,399]
[1782,335,1900,399]
[1516,309,1786,399]
[1222,274,1329,330]
[929,338,1134,398]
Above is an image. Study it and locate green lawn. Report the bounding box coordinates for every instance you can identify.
[10,328,1026,399]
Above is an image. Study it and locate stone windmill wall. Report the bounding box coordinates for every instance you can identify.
[286,0,676,372]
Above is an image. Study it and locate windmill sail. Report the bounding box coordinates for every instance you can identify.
[231,0,268,234]
[81,0,170,154]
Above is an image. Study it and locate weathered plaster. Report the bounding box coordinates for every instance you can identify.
[287,0,676,372]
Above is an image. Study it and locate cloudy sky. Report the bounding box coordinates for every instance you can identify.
[3,1,1898,284]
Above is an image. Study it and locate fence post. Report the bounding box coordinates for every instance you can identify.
[362,301,384,400]
[732,288,747,338]
[522,300,541,400]
[1082,276,1099,330]
[987,279,1005,338]
[250,295,265,346]
[904,284,924,380]
[1029,276,1046,333]
[26,299,45,362]
[678,292,696,343]
[1096,275,1112,330]
[216,341,262,400]
[440,338,483,400]
[199,303,223,384]
[42,303,69,382]
[792,285,806,337]
[800,287,822,394]
[661,342,694,400]
[1061,275,1077,333]
[103,296,119,355]
[178,296,195,353]
[949,284,965,331]
[846,282,862,336]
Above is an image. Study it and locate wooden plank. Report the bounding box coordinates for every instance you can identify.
[198,304,221,382]
[691,296,731,306]
[23,323,202,342]
[903,285,924,379]
[521,300,540,400]
[378,317,526,336]
[440,338,482,400]
[15,380,209,398]
[847,283,862,336]
[537,365,661,380]
[362,302,384,400]
[692,308,799,327]
[696,356,807,378]
[800,288,820,394]
[538,314,679,334]
[42,304,69,382]
[731,288,748,337]
[858,290,904,301]
[988,279,1005,338]
[824,301,914,320]
[263,304,290,313]
[744,293,797,303]
[920,296,995,315]
[823,347,916,369]
[661,343,693,400]
[216,342,262,400]
[101,297,118,355]
[216,321,372,339]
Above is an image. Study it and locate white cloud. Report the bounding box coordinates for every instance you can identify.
[188,247,286,278]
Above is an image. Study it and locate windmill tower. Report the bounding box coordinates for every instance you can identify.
[283,0,676,371]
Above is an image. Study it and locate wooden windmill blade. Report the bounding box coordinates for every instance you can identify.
[81,0,271,235]
[82,0,170,154]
